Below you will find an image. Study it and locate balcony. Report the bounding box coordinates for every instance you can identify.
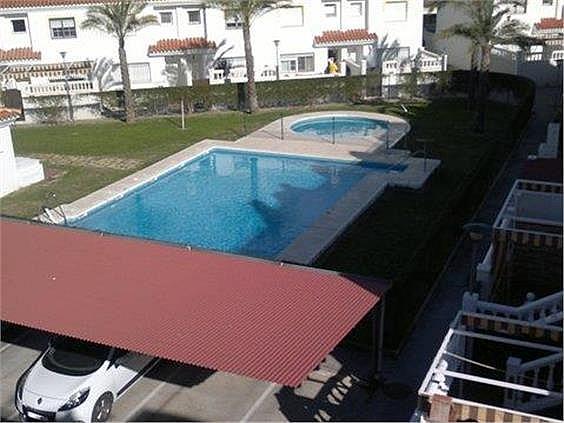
[415,298,563,423]
[476,179,563,301]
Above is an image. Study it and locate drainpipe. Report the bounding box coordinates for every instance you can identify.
[203,5,208,40]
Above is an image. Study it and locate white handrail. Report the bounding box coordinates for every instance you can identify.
[463,291,563,323]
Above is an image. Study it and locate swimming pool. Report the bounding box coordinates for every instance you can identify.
[290,116,388,139]
[70,149,404,259]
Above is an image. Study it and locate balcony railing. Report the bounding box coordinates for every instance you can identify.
[550,50,564,66]
[209,66,339,85]
[381,50,447,75]
[21,80,95,97]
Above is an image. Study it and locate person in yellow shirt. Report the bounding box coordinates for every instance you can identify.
[327,57,339,75]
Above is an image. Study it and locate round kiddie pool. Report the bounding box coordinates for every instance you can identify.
[290,115,389,140]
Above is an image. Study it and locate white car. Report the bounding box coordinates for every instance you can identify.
[15,336,159,422]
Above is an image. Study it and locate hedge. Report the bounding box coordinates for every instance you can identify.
[96,74,374,117]
[386,72,535,350]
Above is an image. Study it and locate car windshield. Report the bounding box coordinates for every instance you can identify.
[42,337,111,376]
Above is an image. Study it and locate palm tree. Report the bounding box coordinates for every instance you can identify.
[432,0,536,132]
[206,0,288,113]
[82,1,157,123]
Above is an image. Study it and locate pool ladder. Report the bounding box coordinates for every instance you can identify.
[39,192,68,225]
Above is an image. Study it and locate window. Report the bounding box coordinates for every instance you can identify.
[188,10,201,24]
[49,18,76,39]
[128,63,151,83]
[159,11,173,24]
[324,3,338,17]
[349,1,363,17]
[225,10,242,29]
[384,1,408,22]
[281,6,304,27]
[280,54,314,73]
[11,19,26,33]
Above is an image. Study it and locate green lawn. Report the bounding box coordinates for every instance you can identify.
[2,103,410,218]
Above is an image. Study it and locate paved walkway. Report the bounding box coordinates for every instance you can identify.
[346,86,560,421]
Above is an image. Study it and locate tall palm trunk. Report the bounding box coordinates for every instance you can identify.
[475,45,491,133]
[118,38,135,123]
[242,18,258,113]
[468,45,479,110]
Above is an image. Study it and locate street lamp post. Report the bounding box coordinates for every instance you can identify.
[274,39,280,81]
[59,51,74,123]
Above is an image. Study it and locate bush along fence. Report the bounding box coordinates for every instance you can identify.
[320,71,536,352]
[14,71,452,123]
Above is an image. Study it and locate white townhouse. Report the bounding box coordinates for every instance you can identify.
[425,0,564,84]
[0,0,446,98]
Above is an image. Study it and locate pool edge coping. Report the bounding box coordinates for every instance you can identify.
[243,110,411,148]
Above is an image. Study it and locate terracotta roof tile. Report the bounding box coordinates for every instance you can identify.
[148,38,217,55]
[1,0,111,8]
[314,29,377,46]
[534,18,564,30]
[0,47,41,62]
[0,108,21,122]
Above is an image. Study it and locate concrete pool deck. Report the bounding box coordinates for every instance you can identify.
[39,122,439,265]
[243,111,410,149]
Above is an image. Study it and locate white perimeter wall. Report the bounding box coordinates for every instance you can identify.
[0,122,18,197]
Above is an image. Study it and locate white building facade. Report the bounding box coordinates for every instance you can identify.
[0,0,445,97]
[425,0,564,85]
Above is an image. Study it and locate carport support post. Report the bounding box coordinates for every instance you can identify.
[371,296,386,385]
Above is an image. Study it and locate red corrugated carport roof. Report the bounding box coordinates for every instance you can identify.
[1,218,388,386]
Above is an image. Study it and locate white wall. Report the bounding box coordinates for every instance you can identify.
[0,120,19,197]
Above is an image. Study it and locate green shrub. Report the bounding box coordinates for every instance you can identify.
[29,95,67,124]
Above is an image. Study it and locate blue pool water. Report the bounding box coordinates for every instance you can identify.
[290,116,388,139]
[70,149,403,259]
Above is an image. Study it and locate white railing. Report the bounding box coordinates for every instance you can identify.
[382,55,445,75]
[524,52,544,62]
[209,67,339,84]
[260,67,277,80]
[505,353,563,411]
[462,291,563,324]
[209,68,226,84]
[382,60,399,74]
[492,46,519,61]
[21,80,95,97]
[417,58,444,72]
[550,50,564,66]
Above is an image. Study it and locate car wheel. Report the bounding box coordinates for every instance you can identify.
[91,392,113,422]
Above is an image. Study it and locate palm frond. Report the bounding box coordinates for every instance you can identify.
[81,0,156,39]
